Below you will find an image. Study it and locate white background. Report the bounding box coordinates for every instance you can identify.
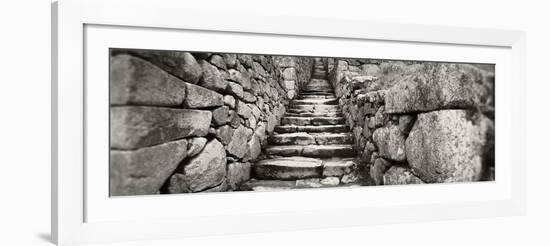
[0,0,547,245]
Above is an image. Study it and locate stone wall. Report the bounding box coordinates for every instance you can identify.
[109,49,312,196]
[326,58,495,185]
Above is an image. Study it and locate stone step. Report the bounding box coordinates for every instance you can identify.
[240,177,364,190]
[300,95,336,99]
[285,112,343,117]
[269,132,353,145]
[313,70,326,75]
[312,75,327,80]
[288,104,340,113]
[305,79,331,87]
[312,133,353,145]
[252,157,323,180]
[287,108,341,115]
[300,91,334,96]
[302,145,356,158]
[275,124,349,133]
[269,132,316,145]
[303,88,333,93]
[280,116,345,126]
[290,98,338,105]
[265,145,356,158]
[302,89,334,94]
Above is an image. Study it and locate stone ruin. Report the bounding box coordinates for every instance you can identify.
[109,49,495,195]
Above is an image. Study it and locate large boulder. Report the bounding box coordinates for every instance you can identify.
[110,54,186,106]
[199,60,228,92]
[111,106,211,149]
[118,49,202,84]
[405,110,494,183]
[385,63,489,114]
[184,82,223,108]
[165,139,227,193]
[110,139,187,196]
[372,125,406,162]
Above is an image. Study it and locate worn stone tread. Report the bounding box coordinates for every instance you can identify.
[291,98,338,105]
[302,144,356,158]
[274,124,348,133]
[285,112,343,117]
[288,105,340,112]
[280,116,345,126]
[265,144,355,158]
[300,95,336,99]
[270,132,352,145]
[253,157,323,180]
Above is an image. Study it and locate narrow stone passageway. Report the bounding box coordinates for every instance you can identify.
[109,49,495,196]
[242,59,369,191]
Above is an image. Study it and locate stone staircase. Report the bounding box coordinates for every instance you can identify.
[241,59,361,191]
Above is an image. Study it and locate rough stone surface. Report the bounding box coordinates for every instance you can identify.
[215,125,234,145]
[110,54,186,106]
[212,106,230,126]
[199,60,228,92]
[227,162,251,190]
[236,101,252,118]
[385,63,487,113]
[226,125,253,158]
[186,137,207,158]
[227,69,252,90]
[369,158,393,185]
[243,91,256,102]
[323,158,355,177]
[226,81,244,99]
[223,54,237,68]
[320,177,340,186]
[184,82,223,108]
[398,114,416,135]
[209,54,227,70]
[168,139,227,192]
[406,110,494,183]
[110,139,187,196]
[282,67,297,80]
[223,95,236,109]
[202,179,229,192]
[372,125,406,162]
[247,135,262,161]
[111,106,211,149]
[383,165,424,185]
[296,178,323,188]
[123,50,202,84]
[253,157,323,180]
[341,172,359,184]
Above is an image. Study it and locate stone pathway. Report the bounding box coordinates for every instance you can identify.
[241,59,370,191]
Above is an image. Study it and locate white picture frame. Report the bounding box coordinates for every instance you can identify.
[52,0,526,245]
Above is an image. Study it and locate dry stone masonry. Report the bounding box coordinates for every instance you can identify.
[109,49,495,196]
[110,49,312,195]
[327,58,495,185]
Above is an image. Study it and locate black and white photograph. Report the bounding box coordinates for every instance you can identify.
[109,48,495,196]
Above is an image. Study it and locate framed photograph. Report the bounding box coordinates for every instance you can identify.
[52,0,525,245]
